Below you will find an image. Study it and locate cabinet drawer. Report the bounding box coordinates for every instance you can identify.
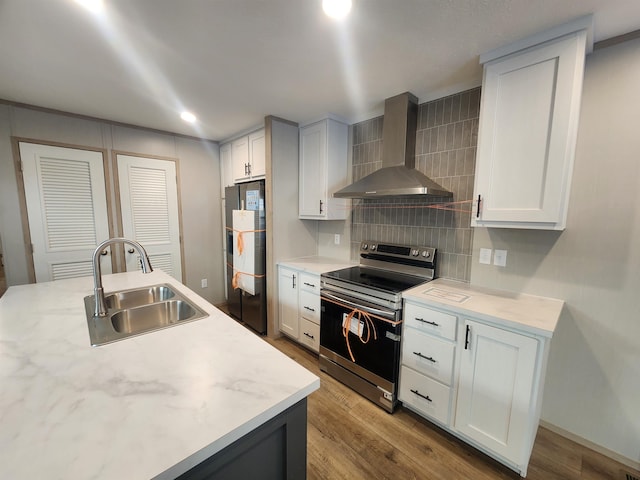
[402,329,455,385]
[299,273,320,294]
[404,303,457,341]
[399,366,451,425]
[298,318,320,352]
[299,290,320,324]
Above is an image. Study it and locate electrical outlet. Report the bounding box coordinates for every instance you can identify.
[201,278,208,288]
[334,234,340,245]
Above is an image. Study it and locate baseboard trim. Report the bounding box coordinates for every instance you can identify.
[539,420,640,472]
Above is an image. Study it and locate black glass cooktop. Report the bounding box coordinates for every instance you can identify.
[322,266,428,294]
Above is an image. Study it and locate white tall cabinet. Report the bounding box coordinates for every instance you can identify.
[298,118,348,220]
[472,18,592,230]
[400,280,563,477]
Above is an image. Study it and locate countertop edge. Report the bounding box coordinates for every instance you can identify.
[403,279,564,338]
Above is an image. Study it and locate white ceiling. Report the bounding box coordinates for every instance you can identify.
[1,0,639,142]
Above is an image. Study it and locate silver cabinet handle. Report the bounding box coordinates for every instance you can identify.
[128,248,135,254]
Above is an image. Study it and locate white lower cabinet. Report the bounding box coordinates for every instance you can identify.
[455,319,539,465]
[400,300,549,477]
[399,367,451,425]
[298,318,320,352]
[399,303,457,427]
[278,265,321,352]
[278,266,299,339]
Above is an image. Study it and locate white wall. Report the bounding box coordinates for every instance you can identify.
[0,104,225,305]
[470,38,640,465]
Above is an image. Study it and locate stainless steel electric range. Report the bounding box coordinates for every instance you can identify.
[319,241,437,412]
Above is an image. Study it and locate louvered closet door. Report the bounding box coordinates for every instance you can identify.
[116,155,182,280]
[19,143,112,282]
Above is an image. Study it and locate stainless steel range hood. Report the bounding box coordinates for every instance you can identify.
[334,92,452,198]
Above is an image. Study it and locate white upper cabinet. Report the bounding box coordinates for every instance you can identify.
[228,128,266,184]
[220,143,233,189]
[248,129,266,178]
[299,118,348,220]
[472,18,592,230]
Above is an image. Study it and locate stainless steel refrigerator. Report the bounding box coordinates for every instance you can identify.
[225,180,267,334]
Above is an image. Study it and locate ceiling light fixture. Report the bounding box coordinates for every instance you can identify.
[74,0,104,14]
[322,0,352,20]
[180,111,197,123]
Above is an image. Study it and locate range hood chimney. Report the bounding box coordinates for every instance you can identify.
[334,92,452,198]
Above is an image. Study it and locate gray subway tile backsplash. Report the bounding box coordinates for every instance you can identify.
[350,87,481,282]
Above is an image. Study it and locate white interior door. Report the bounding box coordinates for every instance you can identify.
[116,154,182,280]
[19,143,112,282]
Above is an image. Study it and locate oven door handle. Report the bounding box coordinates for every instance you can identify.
[321,291,396,319]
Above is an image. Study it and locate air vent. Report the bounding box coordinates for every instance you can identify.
[624,471,640,480]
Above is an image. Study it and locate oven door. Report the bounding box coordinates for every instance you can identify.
[320,289,402,385]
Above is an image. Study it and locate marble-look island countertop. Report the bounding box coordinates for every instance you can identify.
[403,278,564,337]
[0,270,319,479]
[278,255,355,275]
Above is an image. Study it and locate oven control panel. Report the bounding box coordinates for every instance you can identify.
[361,241,436,265]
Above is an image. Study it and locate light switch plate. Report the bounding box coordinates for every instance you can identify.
[201,278,208,288]
[334,234,341,245]
[494,250,507,267]
[479,248,492,265]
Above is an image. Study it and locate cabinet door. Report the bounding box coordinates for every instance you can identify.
[220,143,233,189]
[472,30,587,230]
[232,136,250,183]
[278,267,299,339]
[455,319,538,463]
[299,121,326,217]
[248,129,266,178]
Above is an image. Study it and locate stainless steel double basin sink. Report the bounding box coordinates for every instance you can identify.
[84,284,208,346]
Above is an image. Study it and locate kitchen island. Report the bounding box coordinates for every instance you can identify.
[0,270,319,479]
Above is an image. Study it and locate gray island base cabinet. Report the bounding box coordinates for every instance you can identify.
[400,279,563,477]
[178,399,307,480]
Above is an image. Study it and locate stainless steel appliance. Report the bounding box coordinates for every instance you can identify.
[320,241,436,412]
[225,181,267,334]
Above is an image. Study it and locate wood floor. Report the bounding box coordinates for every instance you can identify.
[264,335,639,480]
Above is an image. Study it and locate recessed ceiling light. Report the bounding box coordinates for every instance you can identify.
[74,0,104,14]
[180,111,197,123]
[322,0,352,20]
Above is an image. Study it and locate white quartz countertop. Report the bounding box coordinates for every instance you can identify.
[403,278,564,337]
[0,270,319,479]
[278,255,355,275]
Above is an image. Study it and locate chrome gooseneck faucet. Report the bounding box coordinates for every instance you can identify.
[92,238,153,317]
